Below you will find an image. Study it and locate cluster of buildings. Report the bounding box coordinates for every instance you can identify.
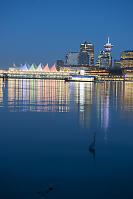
[56,38,133,71]
[56,41,94,70]
[66,41,94,67]
[5,37,133,75]
[1,38,133,81]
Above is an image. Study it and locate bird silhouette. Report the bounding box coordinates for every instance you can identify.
[89,132,96,160]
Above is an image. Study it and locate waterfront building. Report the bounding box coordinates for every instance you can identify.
[27,64,31,70]
[36,63,43,71]
[120,51,133,68]
[21,64,28,71]
[80,41,94,66]
[43,64,50,72]
[78,52,89,66]
[29,64,36,71]
[8,67,20,72]
[56,60,64,71]
[50,64,57,72]
[66,52,80,66]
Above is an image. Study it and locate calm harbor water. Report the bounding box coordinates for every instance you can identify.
[0,78,133,199]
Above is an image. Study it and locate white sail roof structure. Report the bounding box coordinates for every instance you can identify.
[21,64,28,71]
[29,64,36,71]
[43,64,50,72]
[50,64,57,72]
[36,63,43,71]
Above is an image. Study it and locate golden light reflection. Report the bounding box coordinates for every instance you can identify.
[0,78,3,104]
[0,79,133,129]
[118,82,133,112]
[95,82,110,134]
[7,79,69,112]
[69,82,93,129]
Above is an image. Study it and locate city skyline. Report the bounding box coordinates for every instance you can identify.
[0,0,133,67]
[0,37,130,69]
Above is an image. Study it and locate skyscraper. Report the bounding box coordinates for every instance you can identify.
[66,52,80,66]
[120,51,133,68]
[78,52,89,66]
[100,54,110,69]
[96,51,105,67]
[104,37,113,68]
[56,60,64,71]
[80,41,94,66]
[104,37,113,55]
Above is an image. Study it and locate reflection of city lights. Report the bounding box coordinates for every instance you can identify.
[80,83,85,112]
[69,82,93,129]
[103,96,109,131]
[95,82,110,135]
[6,79,69,112]
[0,79,3,104]
[0,79,133,135]
[119,82,133,112]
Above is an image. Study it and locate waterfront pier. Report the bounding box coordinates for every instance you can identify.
[0,66,133,82]
[0,70,69,80]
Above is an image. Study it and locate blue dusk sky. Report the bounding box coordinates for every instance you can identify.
[0,0,133,67]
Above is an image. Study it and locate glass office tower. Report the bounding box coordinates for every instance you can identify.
[80,41,94,66]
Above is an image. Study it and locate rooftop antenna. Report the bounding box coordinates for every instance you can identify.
[108,37,110,44]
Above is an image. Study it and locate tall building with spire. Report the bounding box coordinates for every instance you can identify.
[104,37,113,56]
[104,37,113,68]
[96,37,113,69]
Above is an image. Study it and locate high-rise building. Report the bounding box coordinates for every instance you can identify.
[66,52,80,66]
[78,52,89,66]
[104,37,113,55]
[96,51,105,67]
[120,51,133,68]
[100,54,110,69]
[104,37,113,68]
[96,50,111,69]
[56,60,64,71]
[80,41,94,66]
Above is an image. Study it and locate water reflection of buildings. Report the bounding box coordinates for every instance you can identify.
[75,81,133,131]
[1,78,133,126]
[0,79,3,104]
[111,81,133,113]
[69,82,93,129]
[69,81,111,132]
[5,79,69,112]
[95,82,110,136]
[78,82,93,129]
[119,82,133,113]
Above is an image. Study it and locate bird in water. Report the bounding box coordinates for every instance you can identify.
[89,132,96,160]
